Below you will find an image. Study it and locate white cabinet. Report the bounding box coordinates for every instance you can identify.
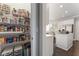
[55,33,73,51]
[45,34,53,56]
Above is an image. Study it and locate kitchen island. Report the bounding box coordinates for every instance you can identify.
[55,33,73,51]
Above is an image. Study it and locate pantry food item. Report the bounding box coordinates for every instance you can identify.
[13,37,17,42]
[0,4,10,15]
[2,4,6,11]
[1,26,4,32]
[2,4,10,14]
[2,16,8,23]
[10,16,17,24]
[13,16,18,24]
[5,5,10,14]
[0,17,2,22]
[0,10,3,16]
[0,25,4,32]
[10,19,15,24]
[25,21,30,26]
[15,27,20,32]
[19,34,26,41]
[18,17,25,25]
[18,9,29,17]
[6,36,13,43]
[7,26,12,31]
[4,37,6,44]
[12,8,18,17]
[0,26,2,32]
[4,25,7,32]
[0,4,2,10]
[0,37,5,45]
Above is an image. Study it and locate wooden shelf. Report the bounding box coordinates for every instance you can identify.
[0,31,23,35]
[0,22,26,27]
[0,32,25,36]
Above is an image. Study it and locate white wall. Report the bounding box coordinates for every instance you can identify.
[58,19,74,25]
[57,19,74,31]
[74,17,79,41]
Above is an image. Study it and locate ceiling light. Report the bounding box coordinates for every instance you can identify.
[65,10,68,14]
[59,5,63,8]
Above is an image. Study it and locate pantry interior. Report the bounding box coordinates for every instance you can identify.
[0,3,31,56]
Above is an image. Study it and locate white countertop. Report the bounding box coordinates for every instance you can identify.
[46,34,53,37]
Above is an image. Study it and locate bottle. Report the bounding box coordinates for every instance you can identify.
[1,25,4,32]
[4,37,6,44]
[13,37,16,42]
[7,36,13,43]
[0,37,5,45]
[16,27,20,32]
[12,8,18,17]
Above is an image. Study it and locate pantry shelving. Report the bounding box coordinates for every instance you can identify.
[0,40,30,56]
[0,40,30,49]
[0,22,25,27]
[0,4,31,56]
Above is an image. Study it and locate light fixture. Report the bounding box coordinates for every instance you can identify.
[65,10,68,14]
[59,5,63,8]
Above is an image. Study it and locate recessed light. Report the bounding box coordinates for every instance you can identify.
[59,5,63,8]
[65,10,68,13]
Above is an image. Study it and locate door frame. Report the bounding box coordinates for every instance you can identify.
[31,3,50,56]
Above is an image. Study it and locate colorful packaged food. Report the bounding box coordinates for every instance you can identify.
[0,37,5,45]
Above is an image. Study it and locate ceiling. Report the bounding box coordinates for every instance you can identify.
[48,3,79,20]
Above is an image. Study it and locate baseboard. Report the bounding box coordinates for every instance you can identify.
[55,47,67,52]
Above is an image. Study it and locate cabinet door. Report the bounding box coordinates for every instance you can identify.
[49,36,53,56]
[45,36,53,56]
